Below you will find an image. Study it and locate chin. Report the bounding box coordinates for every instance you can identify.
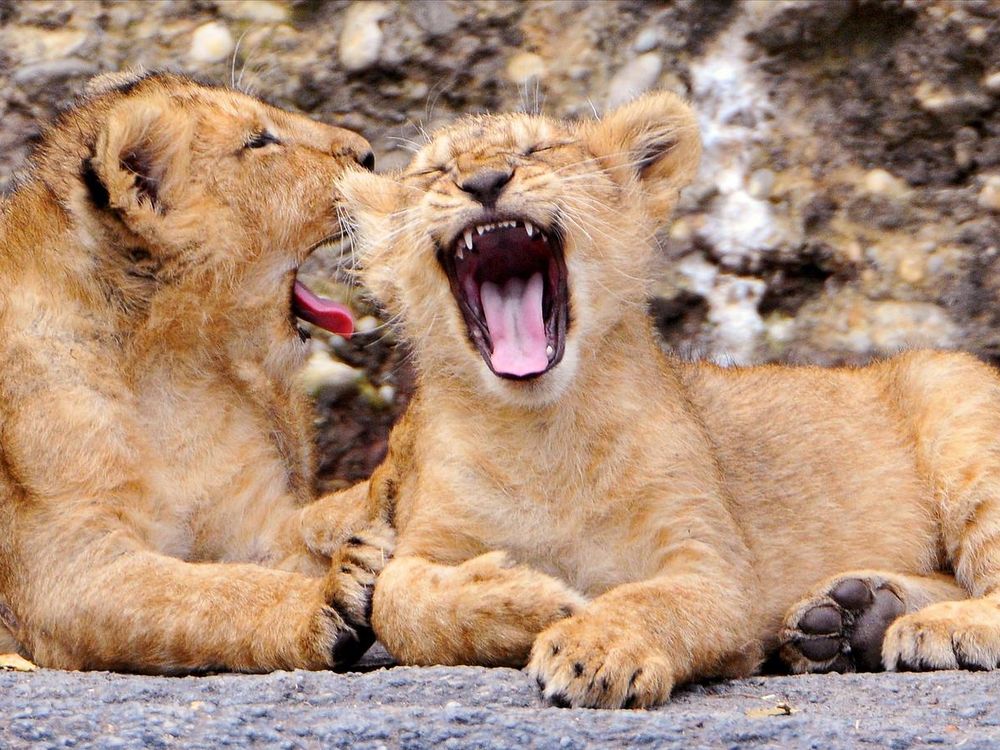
[477,341,580,409]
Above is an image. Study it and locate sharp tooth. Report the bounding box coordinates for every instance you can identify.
[546,345,554,358]
[464,230,473,250]
[477,225,485,235]
[456,246,464,260]
[525,221,534,237]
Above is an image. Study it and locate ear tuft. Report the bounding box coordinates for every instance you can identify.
[121,148,159,208]
[584,91,701,222]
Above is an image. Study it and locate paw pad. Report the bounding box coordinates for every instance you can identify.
[785,577,905,672]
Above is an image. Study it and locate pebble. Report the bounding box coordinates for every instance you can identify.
[9,27,89,64]
[12,58,97,85]
[914,80,990,116]
[978,175,1000,213]
[412,0,460,37]
[356,315,380,334]
[747,169,775,200]
[606,52,662,109]
[506,52,546,85]
[218,1,287,23]
[863,168,908,198]
[339,2,390,72]
[897,254,926,284]
[632,27,661,53]
[189,21,234,64]
[298,351,362,397]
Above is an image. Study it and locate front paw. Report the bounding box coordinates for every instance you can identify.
[527,612,674,709]
[883,599,1000,671]
[321,522,395,669]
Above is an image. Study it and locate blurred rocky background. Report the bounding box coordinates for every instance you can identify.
[2,0,999,489]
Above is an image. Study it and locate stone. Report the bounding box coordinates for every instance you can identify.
[411,0,460,37]
[979,176,1000,213]
[189,22,234,64]
[863,169,908,198]
[984,71,1000,94]
[7,27,89,64]
[218,1,287,23]
[298,351,362,399]
[632,27,660,53]
[11,58,98,86]
[339,2,390,73]
[606,52,662,109]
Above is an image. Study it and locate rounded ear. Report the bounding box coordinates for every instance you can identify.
[582,91,701,223]
[85,95,192,222]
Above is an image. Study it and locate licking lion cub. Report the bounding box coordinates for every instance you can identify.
[0,72,392,673]
[339,91,1000,708]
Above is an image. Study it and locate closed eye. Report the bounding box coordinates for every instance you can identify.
[246,131,280,149]
[406,167,444,179]
[524,141,573,156]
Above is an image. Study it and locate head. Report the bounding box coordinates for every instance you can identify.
[339,91,700,407]
[34,70,373,341]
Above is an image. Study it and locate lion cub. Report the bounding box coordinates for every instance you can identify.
[339,91,1000,708]
[0,72,392,673]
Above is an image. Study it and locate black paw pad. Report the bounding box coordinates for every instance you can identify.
[799,605,842,635]
[798,636,841,662]
[849,587,904,672]
[830,578,874,611]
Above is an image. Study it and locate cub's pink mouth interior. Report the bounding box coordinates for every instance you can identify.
[292,280,353,337]
[439,218,568,380]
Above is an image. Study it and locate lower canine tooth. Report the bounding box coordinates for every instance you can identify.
[546,345,554,358]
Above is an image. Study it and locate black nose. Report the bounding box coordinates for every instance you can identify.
[459,169,512,206]
[357,150,376,172]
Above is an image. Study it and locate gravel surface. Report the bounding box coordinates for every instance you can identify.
[3,646,998,749]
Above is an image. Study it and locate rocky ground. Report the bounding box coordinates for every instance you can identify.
[2,0,999,481]
[3,648,999,749]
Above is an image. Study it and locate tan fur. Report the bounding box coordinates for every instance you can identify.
[0,72,392,673]
[340,91,1000,708]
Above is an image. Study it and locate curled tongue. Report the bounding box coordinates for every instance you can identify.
[292,281,353,337]
[480,271,548,377]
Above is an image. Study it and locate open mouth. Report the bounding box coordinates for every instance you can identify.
[291,279,353,338]
[290,237,354,339]
[440,217,568,380]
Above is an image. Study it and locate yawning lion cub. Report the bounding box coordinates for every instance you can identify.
[0,72,391,673]
[340,91,1000,708]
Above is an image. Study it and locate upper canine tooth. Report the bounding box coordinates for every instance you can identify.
[525,221,534,237]
[464,230,474,250]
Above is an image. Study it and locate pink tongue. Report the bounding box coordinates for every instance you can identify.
[292,281,353,337]
[480,272,548,377]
